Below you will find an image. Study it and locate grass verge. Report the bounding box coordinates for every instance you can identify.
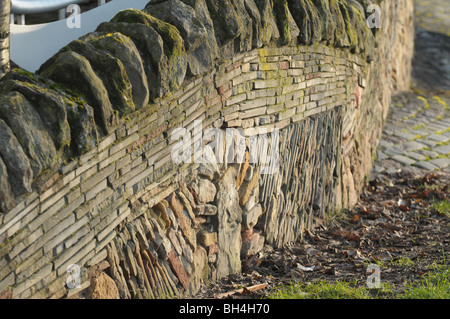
[268,262,449,299]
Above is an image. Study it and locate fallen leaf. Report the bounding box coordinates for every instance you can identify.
[399,205,410,212]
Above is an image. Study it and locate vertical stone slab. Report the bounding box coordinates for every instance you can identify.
[215,166,242,279]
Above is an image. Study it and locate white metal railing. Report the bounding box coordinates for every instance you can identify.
[10,0,147,71]
[11,0,107,25]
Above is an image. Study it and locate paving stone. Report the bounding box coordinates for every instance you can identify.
[428,133,450,143]
[403,151,427,161]
[417,149,440,159]
[427,122,449,131]
[435,144,450,155]
[386,167,402,175]
[433,119,450,128]
[402,141,428,151]
[377,151,389,161]
[391,155,416,166]
[383,128,396,136]
[414,161,439,170]
[382,135,405,145]
[372,165,385,174]
[379,140,394,149]
[393,131,417,141]
[415,138,438,147]
[410,129,430,137]
[384,146,406,157]
[427,157,450,169]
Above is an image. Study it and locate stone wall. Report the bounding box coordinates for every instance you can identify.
[0,0,414,299]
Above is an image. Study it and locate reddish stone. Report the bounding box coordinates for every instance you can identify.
[279,61,290,70]
[127,136,147,153]
[168,249,190,290]
[168,192,192,240]
[0,289,11,299]
[217,81,231,95]
[226,60,242,73]
[241,229,254,242]
[145,122,168,141]
[208,243,219,255]
[39,172,60,193]
[145,249,157,265]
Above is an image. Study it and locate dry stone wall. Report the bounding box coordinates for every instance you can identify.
[0,0,414,299]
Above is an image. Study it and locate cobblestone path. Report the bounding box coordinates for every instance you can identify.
[372,0,450,176]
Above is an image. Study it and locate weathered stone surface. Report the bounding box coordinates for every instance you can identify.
[168,249,190,290]
[204,0,244,48]
[39,51,116,134]
[216,166,242,278]
[254,0,280,45]
[197,179,217,204]
[273,0,300,45]
[168,192,196,249]
[177,191,196,221]
[0,91,57,177]
[195,204,218,216]
[238,166,259,206]
[198,230,217,247]
[241,0,264,48]
[106,242,131,299]
[190,245,208,294]
[63,93,99,156]
[0,119,33,196]
[148,0,218,76]
[242,203,262,230]
[96,21,168,100]
[1,79,71,151]
[0,157,15,213]
[287,0,321,45]
[241,228,264,258]
[236,151,249,189]
[82,32,149,111]
[182,0,220,54]
[0,0,415,301]
[60,39,135,116]
[111,9,187,92]
[228,0,254,52]
[88,272,120,299]
[197,145,220,179]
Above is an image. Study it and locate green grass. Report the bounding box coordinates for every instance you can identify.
[269,279,372,299]
[268,262,449,299]
[429,200,450,217]
[402,264,450,299]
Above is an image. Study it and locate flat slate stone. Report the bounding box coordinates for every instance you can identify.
[414,161,439,170]
[428,134,450,143]
[435,144,450,155]
[392,155,416,166]
[403,151,427,161]
[401,141,428,151]
[428,157,450,169]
